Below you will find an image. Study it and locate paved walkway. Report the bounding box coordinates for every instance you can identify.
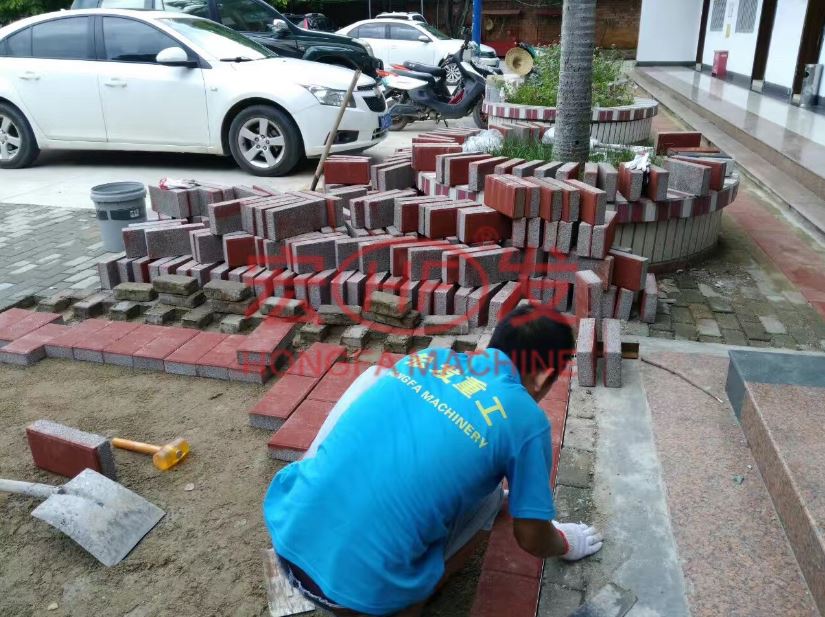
[0,204,113,310]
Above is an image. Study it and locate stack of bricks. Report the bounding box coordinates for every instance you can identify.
[91,128,719,391]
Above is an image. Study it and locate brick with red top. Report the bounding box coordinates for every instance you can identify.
[237,318,299,368]
[223,232,257,268]
[102,324,168,367]
[0,309,63,345]
[564,180,606,225]
[132,326,199,371]
[249,373,319,430]
[309,361,374,403]
[44,319,110,359]
[438,153,491,186]
[456,205,511,244]
[0,324,69,366]
[324,155,372,186]
[73,321,142,363]
[268,397,336,461]
[164,331,226,376]
[469,569,540,617]
[609,249,649,291]
[196,334,248,380]
[655,131,702,155]
[467,156,509,191]
[411,143,463,172]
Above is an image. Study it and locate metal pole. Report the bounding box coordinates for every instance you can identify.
[368,0,371,18]
[421,0,424,17]
[472,0,481,44]
[311,70,362,192]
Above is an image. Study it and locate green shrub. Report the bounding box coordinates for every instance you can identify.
[490,136,658,169]
[506,45,635,109]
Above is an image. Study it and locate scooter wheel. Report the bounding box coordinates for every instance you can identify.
[390,117,410,131]
[472,99,488,129]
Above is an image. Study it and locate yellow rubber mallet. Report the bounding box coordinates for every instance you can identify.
[112,437,190,471]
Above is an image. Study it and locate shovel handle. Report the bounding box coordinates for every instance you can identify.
[112,438,160,455]
[0,479,59,500]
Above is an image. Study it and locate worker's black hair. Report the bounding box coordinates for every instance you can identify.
[488,305,574,377]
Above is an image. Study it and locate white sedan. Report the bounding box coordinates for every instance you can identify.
[0,10,388,176]
[337,19,499,85]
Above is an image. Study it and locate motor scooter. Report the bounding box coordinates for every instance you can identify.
[381,33,500,130]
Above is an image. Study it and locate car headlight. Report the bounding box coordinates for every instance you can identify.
[355,39,374,57]
[302,85,355,108]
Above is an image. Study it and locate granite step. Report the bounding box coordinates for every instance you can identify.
[726,350,825,616]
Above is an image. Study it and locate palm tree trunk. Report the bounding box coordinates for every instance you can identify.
[553,0,597,165]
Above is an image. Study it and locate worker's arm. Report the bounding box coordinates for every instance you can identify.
[513,518,603,560]
[513,518,567,558]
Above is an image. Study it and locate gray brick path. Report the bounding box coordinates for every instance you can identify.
[0,203,114,310]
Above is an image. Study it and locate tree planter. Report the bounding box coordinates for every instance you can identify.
[483,77,658,145]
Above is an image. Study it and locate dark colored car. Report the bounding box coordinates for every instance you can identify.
[70,0,382,76]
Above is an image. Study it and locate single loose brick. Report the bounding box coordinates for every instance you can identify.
[26,419,117,480]
[602,318,622,387]
[576,318,597,387]
[268,398,336,461]
[249,373,318,430]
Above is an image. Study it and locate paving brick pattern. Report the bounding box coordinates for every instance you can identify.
[0,204,111,309]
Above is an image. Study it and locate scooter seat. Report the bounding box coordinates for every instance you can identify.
[392,68,439,86]
[403,61,447,78]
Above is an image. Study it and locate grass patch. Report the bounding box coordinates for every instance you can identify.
[506,46,635,109]
[490,137,652,168]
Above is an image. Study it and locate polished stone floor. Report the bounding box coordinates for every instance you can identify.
[638,67,825,184]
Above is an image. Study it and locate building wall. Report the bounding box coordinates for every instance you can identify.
[636,0,704,63]
[764,0,807,89]
[701,0,764,77]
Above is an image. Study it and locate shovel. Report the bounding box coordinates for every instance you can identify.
[0,468,165,566]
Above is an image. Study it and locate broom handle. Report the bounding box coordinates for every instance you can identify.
[111,438,160,455]
[311,69,362,192]
[0,479,58,500]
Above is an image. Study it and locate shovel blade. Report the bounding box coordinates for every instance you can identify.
[31,469,164,567]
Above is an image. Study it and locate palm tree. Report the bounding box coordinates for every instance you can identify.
[553,0,597,165]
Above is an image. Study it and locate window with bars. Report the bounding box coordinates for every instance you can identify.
[736,0,758,33]
[709,0,726,32]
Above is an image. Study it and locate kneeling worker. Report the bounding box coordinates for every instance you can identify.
[263,305,603,616]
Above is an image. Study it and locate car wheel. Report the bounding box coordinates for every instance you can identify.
[229,105,302,177]
[0,103,39,170]
[442,61,463,87]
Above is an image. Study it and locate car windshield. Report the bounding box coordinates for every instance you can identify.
[162,17,276,60]
[419,24,450,40]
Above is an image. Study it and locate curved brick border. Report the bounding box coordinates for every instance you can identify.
[482,97,659,123]
[482,78,658,145]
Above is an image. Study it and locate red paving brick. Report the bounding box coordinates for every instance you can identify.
[727,193,825,320]
[286,342,346,378]
[73,322,143,361]
[249,373,319,429]
[165,332,226,375]
[26,421,109,479]
[197,334,246,379]
[482,510,543,579]
[268,398,335,459]
[44,319,111,358]
[132,327,199,370]
[0,324,69,365]
[308,361,372,402]
[237,318,299,368]
[0,310,62,343]
[102,324,169,365]
[469,569,540,617]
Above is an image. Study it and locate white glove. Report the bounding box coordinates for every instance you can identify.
[553,521,603,561]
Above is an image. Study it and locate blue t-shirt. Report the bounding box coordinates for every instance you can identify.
[263,348,556,615]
